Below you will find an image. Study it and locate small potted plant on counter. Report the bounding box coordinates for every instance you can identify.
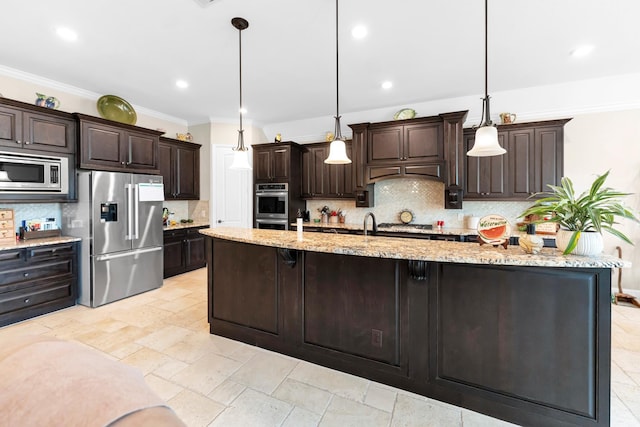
[520,170,639,255]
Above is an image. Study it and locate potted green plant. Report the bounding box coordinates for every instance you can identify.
[520,170,639,255]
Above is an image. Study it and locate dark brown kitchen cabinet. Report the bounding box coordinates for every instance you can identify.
[163,226,207,278]
[366,118,444,182]
[75,114,162,174]
[464,118,569,201]
[0,98,76,154]
[159,137,200,200]
[0,241,78,327]
[348,123,375,207]
[253,143,294,183]
[301,141,353,199]
[464,131,508,199]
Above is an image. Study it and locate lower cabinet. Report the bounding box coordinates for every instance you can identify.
[0,242,78,327]
[163,226,207,278]
[207,238,611,427]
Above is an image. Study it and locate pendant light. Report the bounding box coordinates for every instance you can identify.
[467,0,506,157]
[229,17,252,170]
[324,0,352,164]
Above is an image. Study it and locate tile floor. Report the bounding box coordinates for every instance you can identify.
[1,268,640,427]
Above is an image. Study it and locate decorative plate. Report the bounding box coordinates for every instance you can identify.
[393,108,416,120]
[399,209,414,224]
[477,214,511,245]
[97,95,137,125]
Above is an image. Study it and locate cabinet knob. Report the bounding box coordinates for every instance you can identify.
[24,298,30,304]
[217,220,222,223]
[23,272,29,277]
[15,140,21,144]
[24,141,31,145]
[121,161,126,165]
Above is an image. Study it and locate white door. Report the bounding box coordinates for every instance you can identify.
[211,145,252,228]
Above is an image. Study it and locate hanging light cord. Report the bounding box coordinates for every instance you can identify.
[333,0,343,141]
[236,21,246,152]
[482,0,492,127]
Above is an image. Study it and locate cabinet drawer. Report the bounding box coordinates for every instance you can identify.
[164,229,186,240]
[0,209,14,220]
[0,279,73,315]
[0,258,73,287]
[27,244,75,261]
[0,249,23,263]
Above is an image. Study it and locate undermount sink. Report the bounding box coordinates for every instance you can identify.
[377,223,433,230]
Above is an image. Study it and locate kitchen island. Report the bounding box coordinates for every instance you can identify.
[202,227,625,427]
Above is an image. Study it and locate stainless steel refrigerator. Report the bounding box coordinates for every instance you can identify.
[62,171,164,307]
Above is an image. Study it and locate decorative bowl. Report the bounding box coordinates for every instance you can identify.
[97,95,137,125]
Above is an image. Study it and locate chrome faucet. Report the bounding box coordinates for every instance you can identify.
[363,212,377,236]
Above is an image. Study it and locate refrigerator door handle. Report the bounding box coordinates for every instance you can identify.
[125,183,133,240]
[95,246,162,262]
[134,184,140,239]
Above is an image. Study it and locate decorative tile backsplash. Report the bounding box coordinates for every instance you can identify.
[1,203,62,233]
[306,179,533,229]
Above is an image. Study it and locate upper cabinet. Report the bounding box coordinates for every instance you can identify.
[75,114,162,175]
[301,141,353,199]
[159,137,200,200]
[367,118,444,181]
[464,119,570,201]
[0,98,75,154]
[252,142,303,201]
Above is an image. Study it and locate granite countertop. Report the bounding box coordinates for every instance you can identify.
[201,227,626,269]
[163,221,209,231]
[0,236,82,252]
[293,222,556,240]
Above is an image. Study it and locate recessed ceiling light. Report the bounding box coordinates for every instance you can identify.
[351,25,368,39]
[56,27,78,42]
[381,81,393,90]
[570,45,594,58]
[176,80,189,89]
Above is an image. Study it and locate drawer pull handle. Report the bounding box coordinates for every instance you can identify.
[24,298,30,304]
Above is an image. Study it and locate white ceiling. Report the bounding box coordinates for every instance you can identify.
[1,0,639,127]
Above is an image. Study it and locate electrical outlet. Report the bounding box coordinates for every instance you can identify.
[371,329,383,348]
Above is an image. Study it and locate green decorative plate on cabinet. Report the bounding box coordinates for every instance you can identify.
[97,95,137,125]
[393,108,416,120]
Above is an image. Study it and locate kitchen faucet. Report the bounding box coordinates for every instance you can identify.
[363,212,377,236]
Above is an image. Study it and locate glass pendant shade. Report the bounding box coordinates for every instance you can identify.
[230,149,251,170]
[467,125,505,157]
[325,137,351,164]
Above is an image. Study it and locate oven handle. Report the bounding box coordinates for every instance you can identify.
[255,191,288,197]
[255,218,288,224]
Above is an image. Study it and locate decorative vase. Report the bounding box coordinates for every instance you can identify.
[555,229,603,256]
[321,213,329,224]
[329,215,339,224]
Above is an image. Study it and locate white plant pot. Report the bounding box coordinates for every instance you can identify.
[555,229,603,256]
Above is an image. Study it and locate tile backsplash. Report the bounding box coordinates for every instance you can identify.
[306,179,533,229]
[1,203,62,234]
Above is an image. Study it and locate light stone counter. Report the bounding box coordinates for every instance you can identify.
[293,221,476,236]
[163,221,209,231]
[0,236,81,252]
[201,227,627,269]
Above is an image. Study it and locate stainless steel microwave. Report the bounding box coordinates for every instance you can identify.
[0,151,69,194]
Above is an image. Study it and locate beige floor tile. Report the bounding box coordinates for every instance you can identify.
[0,321,51,338]
[613,382,640,421]
[168,389,226,427]
[611,394,640,427]
[364,383,397,413]
[230,351,298,394]
[75,325,149,355]
[461,409,519,426]
[208,379,247,405]
[109,341,144,359]
[120,347,178,375]
[135,325,195,352]
[145,373,185,401]
[320,395,391,427]
[208,388,293,427]
[155,295,201,313]
[612,360,638,386]
[273,378,332,415]
[282,407,322,427]
[163,332,221,363]
[613,348,640,374]
[289,361,369,403]
[152,358,190,380]
[171,353,243,395]
[391,393,462,427]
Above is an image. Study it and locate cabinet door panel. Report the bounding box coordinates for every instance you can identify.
[163,235,185,278]
[404,123,442,161]
[254,150,272,181]
[185,234,206,269]
[272,147,290,182]
[369,127,402,162]
[311,147,327,196]
[80,122,124,167]
[176,146,199,199]
[301,149,312,198]
[508,129,534,198]
[127,131,157,170]
[23,112,75,153]
[534,127,563,194]
[158,143,174,198]
[464,133,507,198]
[0,106,22,147]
